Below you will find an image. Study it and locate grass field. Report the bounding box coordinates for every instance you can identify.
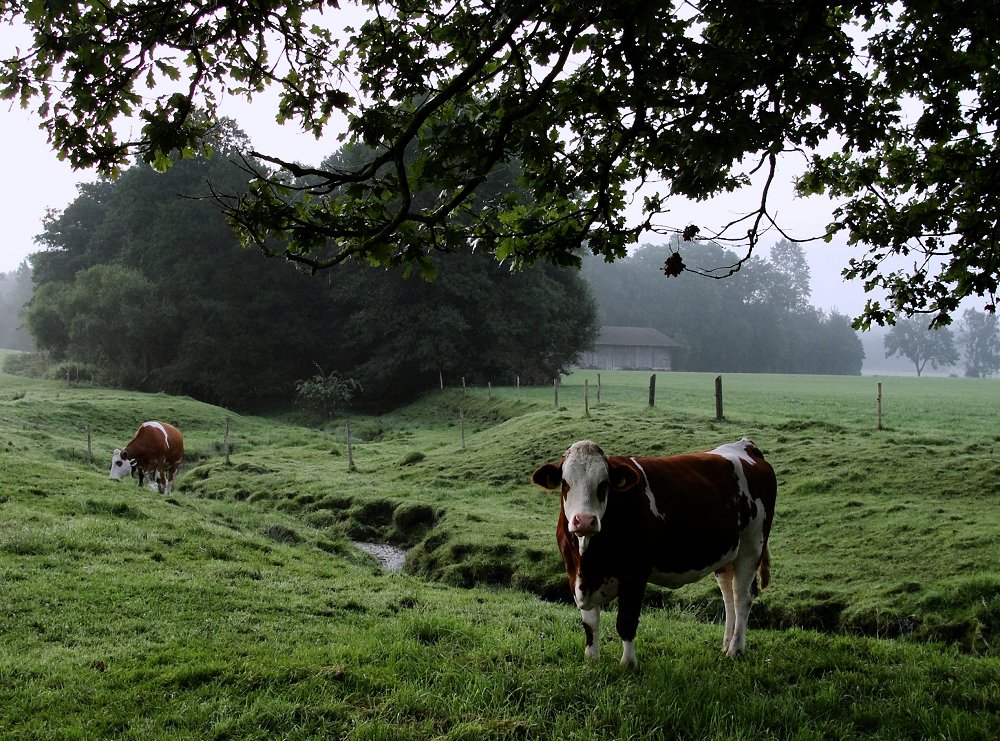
[1,357,998,739]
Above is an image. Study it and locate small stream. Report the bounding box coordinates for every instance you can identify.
[352,541,407,572]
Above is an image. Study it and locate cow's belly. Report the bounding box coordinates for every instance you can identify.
[648,546,737,588]
[575,576,619,610]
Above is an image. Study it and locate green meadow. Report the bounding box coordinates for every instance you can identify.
[1,355,997,739]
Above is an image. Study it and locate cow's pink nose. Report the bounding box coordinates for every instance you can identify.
[570,513,599,536]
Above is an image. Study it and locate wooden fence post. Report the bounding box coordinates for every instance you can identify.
[85,424,92,465]
[462,376,467,396]
[585,379,590,416]
[648,374,656,407]
[715,375,724,421]
[553,377,559,408]
[488,381,492,400]
[440,370,444,389]
[877,382,883,431]
[224,417,231,465]
[597,373,601,404]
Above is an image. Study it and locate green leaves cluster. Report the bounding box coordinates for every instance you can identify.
[5,1,998,324]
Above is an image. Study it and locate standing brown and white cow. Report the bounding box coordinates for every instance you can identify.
[531,438,777,667]
[109,421,184,494]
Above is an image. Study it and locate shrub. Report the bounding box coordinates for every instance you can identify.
[46,361,100,384]
[294,367,362,418]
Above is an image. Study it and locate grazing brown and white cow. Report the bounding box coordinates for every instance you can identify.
[531,438,777,667]
[109,421,184,494]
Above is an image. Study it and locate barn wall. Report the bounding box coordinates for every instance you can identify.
[578,345,673,371]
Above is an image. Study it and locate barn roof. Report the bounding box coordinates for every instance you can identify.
[597,326,681,347]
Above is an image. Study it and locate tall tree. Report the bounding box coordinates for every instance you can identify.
[958,309,1000,378]
[3,1,999,326]
[765,240,812,314]
[883,317,959,377]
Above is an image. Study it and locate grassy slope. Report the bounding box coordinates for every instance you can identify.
[184,371,1000,653]
[1,361,998,738]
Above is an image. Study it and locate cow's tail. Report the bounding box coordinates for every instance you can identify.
[757,544,771,591]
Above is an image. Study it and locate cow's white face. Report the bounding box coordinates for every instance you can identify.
[532,440,615,556]
[558,441,612,538]
[109,448,132,480]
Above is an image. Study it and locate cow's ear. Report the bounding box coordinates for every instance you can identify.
[531,463,562,491]
[608,460,641,491]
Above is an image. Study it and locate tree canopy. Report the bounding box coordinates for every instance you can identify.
[23,124,597,407]
[3,1,998,326]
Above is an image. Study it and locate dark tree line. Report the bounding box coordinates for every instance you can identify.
[21,125,597,409]
[581,241,865,375]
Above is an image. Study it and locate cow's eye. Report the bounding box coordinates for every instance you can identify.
[597,481,609,502]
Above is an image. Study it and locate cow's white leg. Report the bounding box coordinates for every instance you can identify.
[726,555,758,657]
[715,564,736,654]
[581,607,601,661]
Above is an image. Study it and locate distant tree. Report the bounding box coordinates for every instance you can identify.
[810,311,866,375]
[884,318,959,377]
[958,309,1000,378]
[27,122,342,406]
[762,240,812,314]
[0,261,35,350]
[582,240,862,375]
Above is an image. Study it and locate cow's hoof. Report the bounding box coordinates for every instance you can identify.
[620,641,637,668]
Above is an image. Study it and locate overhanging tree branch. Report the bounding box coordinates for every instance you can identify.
[4,0,999,325]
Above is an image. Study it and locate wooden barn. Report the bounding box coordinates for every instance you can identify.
[578,326,682,371]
